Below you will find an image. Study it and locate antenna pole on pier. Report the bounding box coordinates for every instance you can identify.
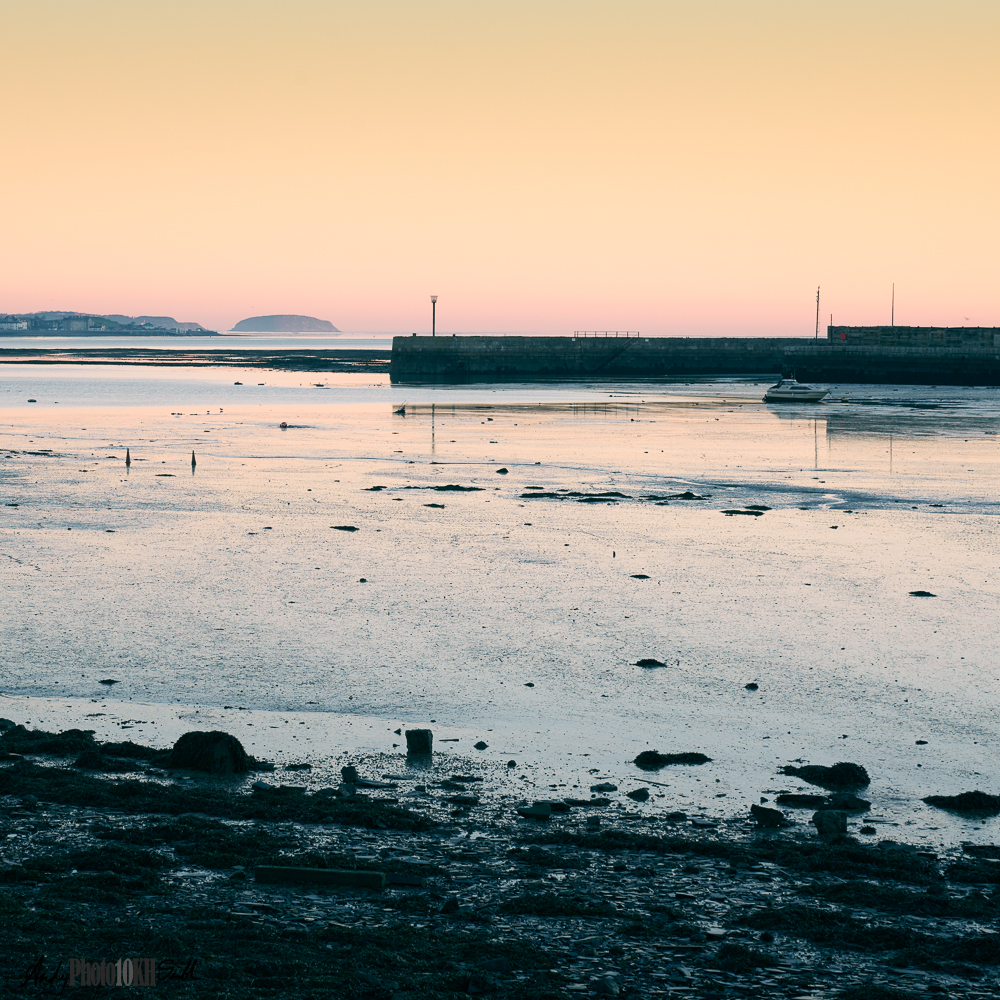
[430,295,437,337]
[891,283,895,327]
[815,286,820,340]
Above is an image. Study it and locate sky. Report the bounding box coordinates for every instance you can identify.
[1,1,998,335]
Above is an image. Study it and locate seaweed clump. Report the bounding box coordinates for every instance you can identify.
[923,791,1000,815]
[0,726,98,756]
[168,731,252,774]
[634,751,711,770]
[715,942,779,973]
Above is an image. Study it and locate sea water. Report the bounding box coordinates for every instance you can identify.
[1,364,998,847]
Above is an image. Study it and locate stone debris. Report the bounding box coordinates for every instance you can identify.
[0,732,996,999]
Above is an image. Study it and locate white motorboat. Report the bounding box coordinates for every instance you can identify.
[763,378,828,403]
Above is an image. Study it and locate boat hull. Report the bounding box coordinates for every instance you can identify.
[763,389,828,403]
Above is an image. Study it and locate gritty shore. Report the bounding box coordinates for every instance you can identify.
[0,724,997,999]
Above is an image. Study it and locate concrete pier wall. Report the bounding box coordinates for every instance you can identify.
[786,344,1000,386]
[828,325,1000,349]
[390,335,812,383]
[391,334,1000,386]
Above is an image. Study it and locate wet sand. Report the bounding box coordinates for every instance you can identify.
[1,378,998,852]
[2,369,999,996]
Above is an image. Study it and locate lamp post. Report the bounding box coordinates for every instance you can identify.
[430,295,437,337]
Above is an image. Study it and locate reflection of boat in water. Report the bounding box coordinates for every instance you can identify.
[763,378,828,403]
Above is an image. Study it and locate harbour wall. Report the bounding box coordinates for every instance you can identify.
[828,325,1000,349]
[390,335,811,382]
[786,344,1000,386]
[391,335,1000,385]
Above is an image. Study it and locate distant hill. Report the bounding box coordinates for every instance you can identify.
[232,314,339,333]
[105,315,207,332]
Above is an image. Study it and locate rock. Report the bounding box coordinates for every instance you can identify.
[750,803,786,828]
[586,816,601,829]
[479,957,511,973]
[341,765,360,783]
[21,794,38,809]
[516,802,552,820]
[447,795,480,806]
[538,800,571,813]
[626,788,650,802]
[923,790,1000,815]
[168,731,252,774]
[251,781,275,791]
[812,809,848,838]
[337,783,357,798]
[474,741,488,750]
[745,682,759,691]
[495,468,509,475]
[331,525,359,532]
[256,867,385,889]
[74,750,105,770]
[823,793,871,812]
[594,976,620,996]
[507,760,516,767]
[779,761,870,789]
[98,678,119,686]
[775,793,826,807]
[634,750,712,769]
[909,590,936,597]
[0,719,15,732]
[284,762,312,771]
[405,729,433,755]
[590,782,617,792]
[634,658,666,667]
[440,896,460,914]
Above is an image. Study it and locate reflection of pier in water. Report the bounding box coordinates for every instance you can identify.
[769,403,1000,441]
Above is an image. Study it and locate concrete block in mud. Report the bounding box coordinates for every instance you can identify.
[255,867,386,889]
[405,729,433,755]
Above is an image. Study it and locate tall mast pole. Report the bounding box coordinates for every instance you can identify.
[891,283,894,327]
[815,286,820,340]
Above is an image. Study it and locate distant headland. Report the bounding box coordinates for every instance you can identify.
[0,312,215,335]
[231,314,339,333]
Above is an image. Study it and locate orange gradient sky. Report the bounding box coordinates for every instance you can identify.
[1,1,998,335]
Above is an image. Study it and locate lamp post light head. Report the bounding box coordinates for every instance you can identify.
[430,295,437,304]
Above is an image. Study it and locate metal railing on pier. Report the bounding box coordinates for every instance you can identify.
[572,331,640,338]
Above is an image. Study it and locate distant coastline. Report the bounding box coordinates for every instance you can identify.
[0,311,216,335]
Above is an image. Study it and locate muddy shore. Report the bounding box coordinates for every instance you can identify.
[0,348,390,372]
[0,725,997,999]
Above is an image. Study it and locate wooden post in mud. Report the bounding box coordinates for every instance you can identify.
[125,448,131,467]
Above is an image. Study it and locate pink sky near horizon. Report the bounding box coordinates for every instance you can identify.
[1,1,998,335]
